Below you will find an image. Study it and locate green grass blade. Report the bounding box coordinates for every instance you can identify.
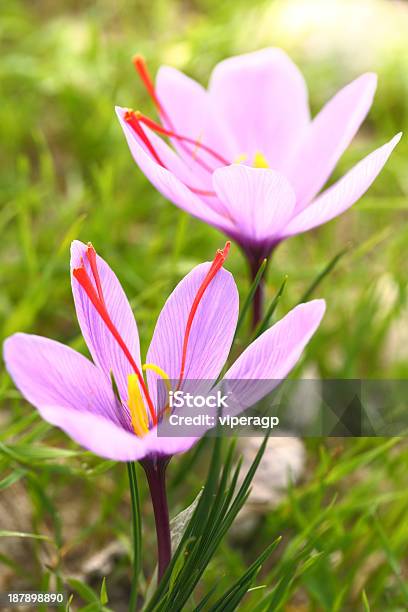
[298,247,348,304]
[235,258,268,337]
[254,275,288,338]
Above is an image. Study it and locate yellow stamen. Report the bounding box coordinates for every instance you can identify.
[142,363,171,393]
[127,374,149,436]
[253,151,269,168]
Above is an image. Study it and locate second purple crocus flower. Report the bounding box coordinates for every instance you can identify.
[115,48,401,323]
[3,240,325,579]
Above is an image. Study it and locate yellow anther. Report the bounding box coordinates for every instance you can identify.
[127,374,149,436]
[142,363,172,393]
[253,152,269,168]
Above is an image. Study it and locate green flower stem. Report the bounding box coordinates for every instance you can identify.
[127,462,142,612]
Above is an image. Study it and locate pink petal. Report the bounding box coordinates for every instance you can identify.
[213,165,296,243]
[208,48,309,170]
[156,65,236,163]
[146,263,239,410]
[144,428,199,458]
[3,333,125,428]
[222,300,326,411]
[287,73,378,208]
[115,106,234,233]
[283,133,401,237]
[70,240,141,404]
[38,406,149,461]
[3,334,199,460]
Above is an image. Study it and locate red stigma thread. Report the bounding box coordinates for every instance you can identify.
[86,243,106,307]
[132,54,170,124]
[178,241,231,387]
[124,110,217,198]
[136,112,230,166]
[124,110,165,167]
[131,55,230,177]
[73,245,157,426]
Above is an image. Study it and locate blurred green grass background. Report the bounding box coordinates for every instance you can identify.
[1,0,407,610]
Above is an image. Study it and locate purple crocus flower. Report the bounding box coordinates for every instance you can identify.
[115,48,400,320]
[3,240,325,580]
[3,239,325,463]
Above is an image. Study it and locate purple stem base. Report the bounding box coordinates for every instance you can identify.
[248,254,268,330]
[142,457,171,583]
[243,241,279,330]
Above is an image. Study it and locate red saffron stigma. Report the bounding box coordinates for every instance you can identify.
[132,54,171,125]
[137,112,230,166]
[186,186,217,197]
[73,255,157,426]
[131,56,230,175]
[178,241,231,386]
[86,243,106,307]
[124,110,217,198]
[124,110,165,167]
